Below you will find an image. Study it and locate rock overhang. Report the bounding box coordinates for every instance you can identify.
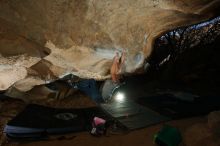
[0,0,220,92]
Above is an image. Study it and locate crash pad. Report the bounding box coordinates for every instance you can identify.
[4,104,110,139]
[101,101,170,130]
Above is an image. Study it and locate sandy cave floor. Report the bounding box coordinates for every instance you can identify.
[0,91,213,146]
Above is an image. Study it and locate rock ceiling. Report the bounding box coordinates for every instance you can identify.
[0,0,220,91]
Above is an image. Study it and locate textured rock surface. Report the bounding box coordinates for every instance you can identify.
[184,123,220,146]
[0,0,220,91]
[208,111,220,136]
[184,112,220,146]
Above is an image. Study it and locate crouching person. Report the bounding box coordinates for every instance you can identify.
[65,74,104,103]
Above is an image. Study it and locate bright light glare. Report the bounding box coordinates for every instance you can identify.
[115,92,125,102]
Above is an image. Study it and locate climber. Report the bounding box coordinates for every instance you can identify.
[100,50,126,102]
[110,50,126,83]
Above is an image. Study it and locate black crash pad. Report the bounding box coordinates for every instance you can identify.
[137,94,220,119]
[101,101,170,130]
[4,104,111,139]
[5,100,171,139]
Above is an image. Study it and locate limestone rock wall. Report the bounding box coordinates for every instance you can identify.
[0,0,220,91]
